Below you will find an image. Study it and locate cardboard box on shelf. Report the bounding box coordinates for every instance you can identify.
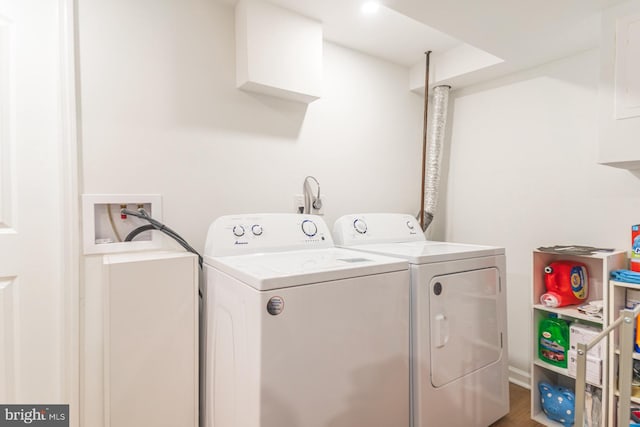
[626,288,640,309]
[568,349,602,386]
[570,323,604,359]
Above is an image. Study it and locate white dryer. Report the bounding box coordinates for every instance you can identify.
[333,213,509,427]
[201,214,411,427]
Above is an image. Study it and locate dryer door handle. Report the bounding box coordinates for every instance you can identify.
[434,313,449,348]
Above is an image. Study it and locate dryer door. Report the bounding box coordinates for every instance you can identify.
[429,267,502,388]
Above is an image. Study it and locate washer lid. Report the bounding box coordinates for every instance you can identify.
[341,241,504,264]
[206,247,408,291]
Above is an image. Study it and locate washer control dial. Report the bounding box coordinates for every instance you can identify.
[232,225,245,237]
[406,220,415,230]
[353,219,368,234]
[301,220,318,237]
[251,224,263,236]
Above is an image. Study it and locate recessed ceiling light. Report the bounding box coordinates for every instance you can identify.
[361,1,380,14]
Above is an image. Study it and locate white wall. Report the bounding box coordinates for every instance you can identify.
[78,2,422,423]
[77,0,423,253]
[435,49,640,377]
[77,0,634,393]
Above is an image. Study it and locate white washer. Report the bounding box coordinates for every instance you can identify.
[333,213,509,427]
[201,214,411,427]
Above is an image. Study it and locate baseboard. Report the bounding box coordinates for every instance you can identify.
[508,365,531,389]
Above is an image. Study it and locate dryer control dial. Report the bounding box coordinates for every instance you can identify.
[406,220,415,230]
[251,224,263,236]
[353,219,368,234]
[232,225,245,237]
[301,220,317,237]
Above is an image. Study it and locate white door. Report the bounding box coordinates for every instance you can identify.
[429,267,502,388]
[0,0,77,415]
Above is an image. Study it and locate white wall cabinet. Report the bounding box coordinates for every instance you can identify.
[235,0,322,103]
[613,15,640,121]
[102,251,199,427]
[82,251,199,427]
[530,249,626,426]
[598,4,640,169]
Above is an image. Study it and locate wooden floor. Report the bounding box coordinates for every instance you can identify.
[490,383,544,427]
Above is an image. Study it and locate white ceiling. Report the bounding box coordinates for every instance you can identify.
[259,0,462,66]
[224,0,630,87]
[387,0,627,68]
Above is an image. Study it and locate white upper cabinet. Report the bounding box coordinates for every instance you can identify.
[614,15,640,121]
[598,2,640,170]
[235,0,322,104]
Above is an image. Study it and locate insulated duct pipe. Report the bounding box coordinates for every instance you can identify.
[418,52,431,231]
[421,84,451,232]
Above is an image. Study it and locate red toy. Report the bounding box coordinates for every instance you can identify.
[540,261,589,308]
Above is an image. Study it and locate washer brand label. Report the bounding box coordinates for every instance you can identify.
[0,405,69,426]
[267,296,284,315]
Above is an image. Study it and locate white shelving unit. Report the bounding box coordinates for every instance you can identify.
[608,280,640,425]
[530,249,627,426]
